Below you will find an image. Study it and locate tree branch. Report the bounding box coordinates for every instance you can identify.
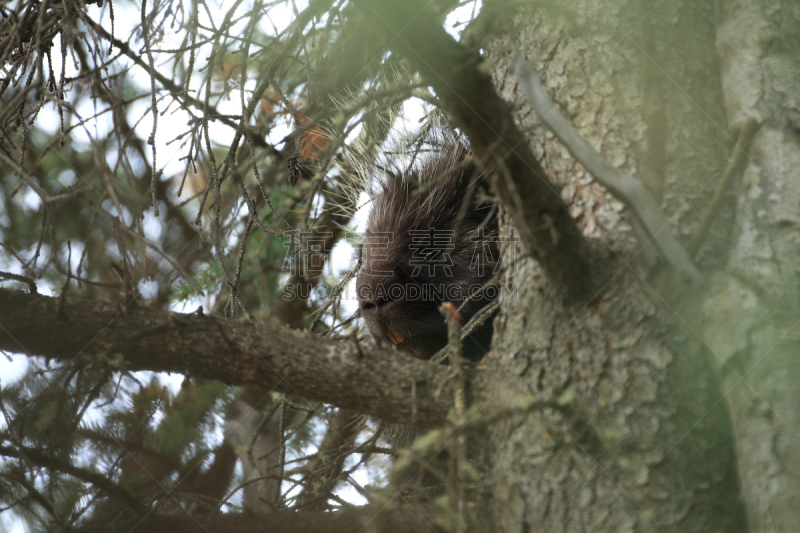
[357,0,596,301]
[512,56,701,281]
[0,289,485,430]
[75,505,447,533]
[80,16,275,150]
[0,444,147,516]
[295,409,361,510]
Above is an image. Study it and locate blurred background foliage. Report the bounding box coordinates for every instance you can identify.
[0,0,480,528]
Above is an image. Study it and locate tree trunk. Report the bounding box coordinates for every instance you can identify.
[706,1,800,531]
[478,1,754,530]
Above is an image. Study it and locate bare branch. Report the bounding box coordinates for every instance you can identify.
[74,503,449,533]
[0,444,148,516]
[355,0,596,301]
[0,289,489,430]
[512,55,700,281]
[79,16,276,151]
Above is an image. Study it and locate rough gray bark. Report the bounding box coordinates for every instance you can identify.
[476,1,749,531]
[487,251,744,531]
[706,1,800,531]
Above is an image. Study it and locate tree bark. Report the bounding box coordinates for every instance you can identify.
[0,289,487,430]
[705,1,800,530]
[477,2,748,531]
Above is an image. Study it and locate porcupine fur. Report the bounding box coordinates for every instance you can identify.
[356,134,500,450]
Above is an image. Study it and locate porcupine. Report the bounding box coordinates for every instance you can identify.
[356,140,500,451]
